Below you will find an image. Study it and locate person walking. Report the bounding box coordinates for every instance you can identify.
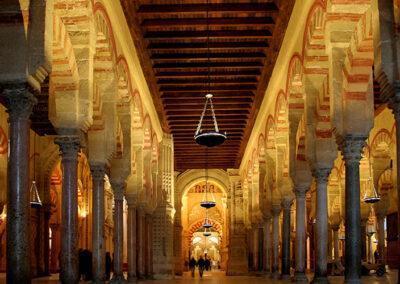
[198,256,206,278]
[189,257,197,277]
[205,257,211,271]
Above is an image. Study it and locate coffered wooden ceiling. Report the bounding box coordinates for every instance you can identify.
[121,0,295,170]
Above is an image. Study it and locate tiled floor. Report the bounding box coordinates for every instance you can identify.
[0,270,397,283]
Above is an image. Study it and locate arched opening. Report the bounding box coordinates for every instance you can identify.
[181,180,228,272]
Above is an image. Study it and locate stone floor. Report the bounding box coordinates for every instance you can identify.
[0,270,397,283]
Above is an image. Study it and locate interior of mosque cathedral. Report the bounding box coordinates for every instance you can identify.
[1,0,400,283]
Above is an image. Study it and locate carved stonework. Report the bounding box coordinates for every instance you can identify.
[1,84,37,121]
[337,135,367,164]
[54,136,81,161]
[111,181,126,201]
[312,168,331,184]
[90,163,106,182]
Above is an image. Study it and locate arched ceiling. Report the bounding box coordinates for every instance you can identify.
[120,0,295,170]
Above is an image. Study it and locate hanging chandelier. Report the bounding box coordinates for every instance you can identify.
[194,0,226,148]
[30,134,42,208]
[200,162,216,209]
[363,145,380,204]
[203,227,212,237]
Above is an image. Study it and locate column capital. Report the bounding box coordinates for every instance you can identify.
[337,135,367,164]
[125,194,137,207]
[312,168,331,184]
[54,136,81,160]
[90,162,106,182]
[1,84,37,121]
[110,180,126,201]
[271,204,281,216]
[294,184,308,198]
[281,197,293,210]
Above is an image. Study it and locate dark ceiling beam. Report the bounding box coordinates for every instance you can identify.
[159,84,257,92]
[144,30,272,39]
[169,120,247,126]
[163,97,253,104]
[151,52,266,60]
[164,103,251,110]
[157,77,258,85]
[137,3,278,13]
[154,61,263,69]
[142,17,274,27]
[166,110,249,116]
[148,41,268,50]
[169,115,249,121]
[155,69,261,77]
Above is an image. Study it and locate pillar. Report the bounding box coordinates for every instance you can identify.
[137,206,146,278]
[376,213,386,264]
[110,181,126,283]
[3,87,37,284]
[90,163,106,283]
[312,168,330,284]
[271,205,280,279]
[55,136,80,284]
[340,135,366,283]
[294,186,308,282]
[263,217,271,274]
[145,214,153,278]
[332,225,340,261]
[360,218,368,262]
[281,198,292,279]
[126,197,137,282]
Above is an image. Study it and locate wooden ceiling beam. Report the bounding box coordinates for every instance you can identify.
[159,84,257,92]
[137,3,278,14]
[169,115,249,121]
[164,103,251,111]
[160,91,255,98]
[148,41,268,50]
[158,77,258,85]
[144,30,272,39]
[166,110,249,116]
[163,98,253,104]
[151,52,266,60]
[155,69,261,77]
[154,61,263,69]
[142,17,274,27]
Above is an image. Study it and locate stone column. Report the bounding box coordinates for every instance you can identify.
[271,205,280,279]
[375,213,386,264]
[126,197,137,282]
[145,214,154,278]
[137,206,146,278]
[340,136,366,283]
[312,168,331,284]
[391,94,400,281]
[110,181,126,283]
[90,163,106,283]
[360,218,368,262]
[294,186,308,282]
[281,198,292,279]
[3,87,37,284]
[263,217,271,274]
[331,225,340,261]
[55,136,80,284]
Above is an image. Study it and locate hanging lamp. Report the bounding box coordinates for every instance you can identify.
[200,151,216,209]
[194,0,226,148]
[30,133,42,208]
[363,143,380,204]
[203,227,212,237]
[203,209,213,229]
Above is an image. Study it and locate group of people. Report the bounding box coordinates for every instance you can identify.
[78,249,113,281]
[188,255,212,278]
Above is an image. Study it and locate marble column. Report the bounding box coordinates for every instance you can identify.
[126,198,137,282]
[55,136,80,284]
[90,163,106,283]
[376,213,385,264]
[391,95,400,281]
[145,214,154,278]
[137,206,146,279]
[271,205,280,279]
[340,136,366,284]
[332,225,340,261]
[3,86,37,284]
[281,198,292,279]
[294,186,308,282]
[263,217,271,274]
[360,218,368,262]
[312,168,331,284]
[110,181,126,283]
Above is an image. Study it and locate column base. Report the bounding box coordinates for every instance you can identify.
[110,274,127,283]
[293,272,309,283]
[281,273,291,280]
[344,279,361,284]
[311,276,329,284]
